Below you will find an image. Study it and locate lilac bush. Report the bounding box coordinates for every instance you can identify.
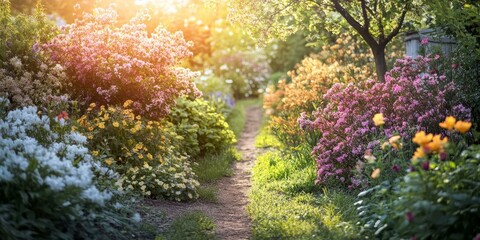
[298,56,471,187]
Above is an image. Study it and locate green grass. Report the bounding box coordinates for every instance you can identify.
[193,147,240,183]
[156,211,216,240]
[255,114,282,148]
[227,98,261,139]
[248,126,363,239]
[192,98,259,185]
[197,185,218,202]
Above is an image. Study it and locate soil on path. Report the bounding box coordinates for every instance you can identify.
[143,106,263,240]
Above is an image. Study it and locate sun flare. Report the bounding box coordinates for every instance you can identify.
[135,0,189,13]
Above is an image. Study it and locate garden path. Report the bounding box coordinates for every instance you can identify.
[142,106,263,240]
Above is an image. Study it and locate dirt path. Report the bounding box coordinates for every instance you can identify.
[143,106,263,239]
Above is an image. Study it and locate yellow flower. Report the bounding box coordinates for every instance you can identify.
[92,150,99,156]
[388,135,402,149]
[108,106,116,112]
[102,113,110,121]
[105,158,113,165]
[412,131,433,146]
[439,116,456,130]
[123,100,133,108]
[373,113,385,126]
[380,142,390,150]
[426,134,448,153]
[89,103,96,108]
[147,153,153,160]
[122,120,127,126]
[138,154,144,159]
[371,168,381,179]
[71,126,77,131]
[412,147,426,161]
[135,143,143,150]
[97,122,105,129]
[113,122,120,127]
[454,121,472,134]
[136,115,141,120]
[143,162,150,169]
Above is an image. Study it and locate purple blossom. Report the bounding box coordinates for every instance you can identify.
[422,161,430,171]
[300,56,470,187]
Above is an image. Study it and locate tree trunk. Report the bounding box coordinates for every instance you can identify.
[371,45,387,82]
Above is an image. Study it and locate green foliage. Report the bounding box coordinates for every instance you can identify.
[0,1,57,62]
[168,97,236,159]
[159,211,216,240]
[267,30,318,74]
[357,138,480,239]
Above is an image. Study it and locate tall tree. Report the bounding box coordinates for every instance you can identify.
[228,0,420,82]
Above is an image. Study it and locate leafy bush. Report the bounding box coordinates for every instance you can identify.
[357,118,480,239]
[0,2,66,109]
[0,101,133,239]
[298,56,471,188]
[168,97,236,159]
[43,8,200,118]
[78,101,199,200]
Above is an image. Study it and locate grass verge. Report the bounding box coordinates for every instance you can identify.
[155,211,216,240]
[227,98,261,139]
[248,124,363,239]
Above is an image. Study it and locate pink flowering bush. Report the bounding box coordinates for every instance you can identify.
[298,56,471,187]
[43,8,200,118]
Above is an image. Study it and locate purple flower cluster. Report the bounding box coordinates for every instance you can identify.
[298,56,471,187]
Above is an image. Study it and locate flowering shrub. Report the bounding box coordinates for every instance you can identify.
[298,56,471,187]
[167,97,236,159]
[0,101,132,239]
[0,2,66,109]
[43,8,200,118]
[115,156,199,201]
[356,118,480,239]
[78,101,199,200]
[0,57,67,109]
[263,34,379,147]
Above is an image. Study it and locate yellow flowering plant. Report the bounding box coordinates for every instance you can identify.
[77,100,199,200]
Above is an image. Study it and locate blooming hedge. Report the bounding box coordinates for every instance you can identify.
[0,101,132,239]
[43,8,200,118]
[78,101,199,200]
[298,56,471,187]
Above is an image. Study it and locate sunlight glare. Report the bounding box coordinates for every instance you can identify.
[135,0,189,13]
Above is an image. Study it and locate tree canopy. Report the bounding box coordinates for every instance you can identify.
[228,0,422,82]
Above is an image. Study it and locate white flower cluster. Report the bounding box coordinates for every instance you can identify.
[0,104,111,205]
